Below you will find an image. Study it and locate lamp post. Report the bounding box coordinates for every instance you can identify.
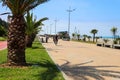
[54,19,58,34]
[50,24,53,35]
[67,7,75,35]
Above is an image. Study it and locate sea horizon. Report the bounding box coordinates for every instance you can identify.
[101,36,119,39]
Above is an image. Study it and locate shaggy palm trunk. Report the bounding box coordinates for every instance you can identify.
[26,33,36,47]
[26,35,33,47]
[31,33,36,43]
[7,15,26,66]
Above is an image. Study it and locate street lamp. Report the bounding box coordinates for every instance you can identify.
[67,6,76,35]
[50,24,53,35]
[54,19,58,34]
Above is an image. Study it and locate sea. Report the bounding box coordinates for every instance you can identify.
[101,36,119,39]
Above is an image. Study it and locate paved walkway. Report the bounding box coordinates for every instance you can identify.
[42,38,120,80]
[0,41,7,50]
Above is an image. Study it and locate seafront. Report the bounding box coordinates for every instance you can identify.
[42,38,120,80]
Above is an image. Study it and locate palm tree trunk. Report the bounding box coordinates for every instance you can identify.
[26,35,32,47]
[26,33,36,48]
[31,33,36,43]
[7,15,26,66]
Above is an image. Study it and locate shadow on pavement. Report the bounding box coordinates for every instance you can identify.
[59,60,120,80]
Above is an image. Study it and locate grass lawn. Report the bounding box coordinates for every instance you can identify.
[0,41,65,80]
[0,37,6,41]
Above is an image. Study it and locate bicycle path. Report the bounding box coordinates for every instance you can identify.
[0,41,7,50]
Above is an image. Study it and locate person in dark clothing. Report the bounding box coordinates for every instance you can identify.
[53,35,58,45]
[45,35,49,43]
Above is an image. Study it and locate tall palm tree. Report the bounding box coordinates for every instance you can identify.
[87,36,91,42]
[111,27,117,40]
[1,0,49,66]
[90,29,98,42]
[0,25,6,36]
[95,36,99,42]
[72,33,75,40]
[25,11,48,47]
[77,34,80,40]
[83,34,87,42]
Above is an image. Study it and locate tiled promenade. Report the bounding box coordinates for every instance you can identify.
[42,39,120,80]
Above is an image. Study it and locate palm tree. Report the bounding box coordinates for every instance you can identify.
[72,33,75,40]
[90,29,98,42]
[87,36,91,42]
[95,36,99,42]
[0,25,7,36]
[0,19,8,36]
[1,0,49,66]
[0,18,8,29]
[25,12,48,47]
[77,34,80,40]
[111,27,117,40]
[82,34,87,42]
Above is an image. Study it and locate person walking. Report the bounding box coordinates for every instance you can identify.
[45,35,49,43]
[53,34,58,45]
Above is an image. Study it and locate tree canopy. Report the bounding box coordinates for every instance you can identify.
[1,0,49,15]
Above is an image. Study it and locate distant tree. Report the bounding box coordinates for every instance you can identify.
[111,27,117,40]
[95,36,100,42]
[77,34,80,40]
[87,36,91,42]
[83,34,87,42]
[0,25,6,36]
[0,18,8,36]
[90,29,98,42]
[0,18,8,29]
[72,33,75,40]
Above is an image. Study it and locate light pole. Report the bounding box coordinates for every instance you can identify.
[54,19,58,34]
[67,6,75,35]
[50,24,53,35]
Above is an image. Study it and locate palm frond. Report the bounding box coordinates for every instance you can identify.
[25,0,49,12]
[21,0,49,15]
[25,12,35,35]
[34,17,48,28]
[25,12,48,35]
[1,0,49,15]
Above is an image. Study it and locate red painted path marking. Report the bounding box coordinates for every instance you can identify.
[0,41,7,50]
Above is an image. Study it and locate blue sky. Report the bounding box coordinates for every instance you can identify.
[0,0,120,37]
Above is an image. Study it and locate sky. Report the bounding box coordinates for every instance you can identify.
[0,0,120,37]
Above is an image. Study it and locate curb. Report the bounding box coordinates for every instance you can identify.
[45,47,68,80]
[37,37,68,80]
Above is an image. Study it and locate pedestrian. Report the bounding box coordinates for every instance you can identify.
[53,34,58,45]
[45,35,49,43]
